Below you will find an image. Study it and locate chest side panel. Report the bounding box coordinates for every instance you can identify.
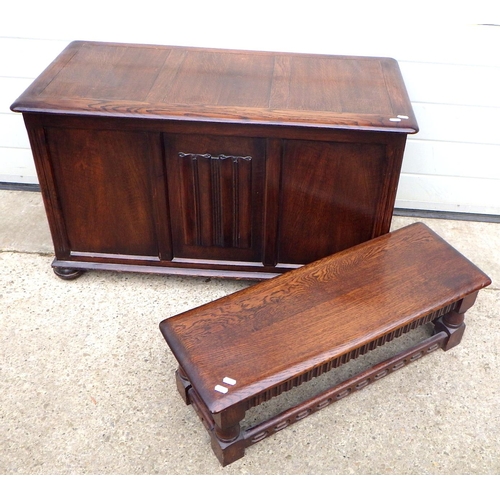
[278,139,390,264]
[44,125,163,258]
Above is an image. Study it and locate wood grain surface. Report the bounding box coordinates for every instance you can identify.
[11,41,418,132]
[160,223,491,413]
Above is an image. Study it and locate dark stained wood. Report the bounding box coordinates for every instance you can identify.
[165,134,265,263]
[159,223,491,465]
[11,41,418,131]
[11,41,418,279]
[44,126,163,257]
[278,139,390,263]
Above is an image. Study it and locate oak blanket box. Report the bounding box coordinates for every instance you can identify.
[11,40,417,280]
[160,223,491,466]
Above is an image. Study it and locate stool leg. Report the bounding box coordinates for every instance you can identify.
[434,292,478,351]
[175,366,192,405]
[211,404,246,466]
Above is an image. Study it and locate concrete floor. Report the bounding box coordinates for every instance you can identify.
[0,189,498,475]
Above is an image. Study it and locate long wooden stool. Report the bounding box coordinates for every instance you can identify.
[160,223,491,466]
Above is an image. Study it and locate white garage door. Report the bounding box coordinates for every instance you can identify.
[1,2,499,216]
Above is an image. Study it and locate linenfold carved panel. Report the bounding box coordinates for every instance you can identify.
[177,152,253,249]
[165,134,265,264]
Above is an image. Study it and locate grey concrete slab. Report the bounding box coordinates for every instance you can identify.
[0,190,52,254]
[1,190,498,474]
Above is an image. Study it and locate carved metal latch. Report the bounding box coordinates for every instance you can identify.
[178,152,252,162]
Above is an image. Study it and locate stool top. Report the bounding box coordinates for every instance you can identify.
[160,223,490,414]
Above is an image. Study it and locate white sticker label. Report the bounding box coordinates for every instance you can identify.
[223,377,236,386]
[214,385,228,394]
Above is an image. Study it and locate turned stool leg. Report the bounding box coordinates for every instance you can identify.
[434,292,479,351]
[175,366,192,405]
[211,404,246,466]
